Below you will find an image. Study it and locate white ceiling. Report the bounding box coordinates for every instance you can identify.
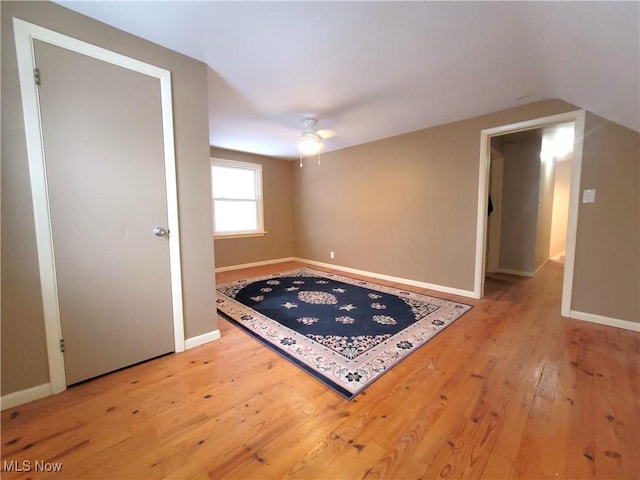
[57,1,639,159]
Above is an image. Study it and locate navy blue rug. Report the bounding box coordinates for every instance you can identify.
[216,268,472,399]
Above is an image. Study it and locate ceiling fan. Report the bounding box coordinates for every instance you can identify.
[298,116,336,167]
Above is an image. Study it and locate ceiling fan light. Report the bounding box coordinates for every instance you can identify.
[298,132,322,156]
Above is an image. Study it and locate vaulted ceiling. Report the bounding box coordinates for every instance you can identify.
[57,1,639,159]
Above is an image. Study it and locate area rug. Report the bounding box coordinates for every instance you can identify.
[216,268,472,399]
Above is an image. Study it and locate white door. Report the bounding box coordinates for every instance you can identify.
[34,39,175,385]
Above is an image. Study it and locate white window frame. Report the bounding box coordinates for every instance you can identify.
[211,158,265,238]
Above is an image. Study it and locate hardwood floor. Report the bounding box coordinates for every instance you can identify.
[2,260,638,479]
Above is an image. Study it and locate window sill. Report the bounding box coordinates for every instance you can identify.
[214,231,267,240]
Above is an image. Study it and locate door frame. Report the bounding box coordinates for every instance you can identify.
[473,109,586,318]
[13,18,185,394]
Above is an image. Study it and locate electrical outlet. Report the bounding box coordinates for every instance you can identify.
[330,251,335,259]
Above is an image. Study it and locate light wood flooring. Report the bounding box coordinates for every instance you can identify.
[2,260,639,479]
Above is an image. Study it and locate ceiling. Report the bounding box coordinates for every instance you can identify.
[57,1,639,159]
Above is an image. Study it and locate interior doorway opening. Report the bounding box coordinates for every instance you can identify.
[474,110,586,320]
[485,122,574,278]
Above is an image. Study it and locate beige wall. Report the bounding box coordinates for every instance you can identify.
[1,1,216,395]
[485,148,505,273]
[572,113,639,322]
[500,139,542,275]
[294,99,578,292]
[211,148,295,268]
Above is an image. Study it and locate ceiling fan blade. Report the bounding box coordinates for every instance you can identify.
[317,129,337,139]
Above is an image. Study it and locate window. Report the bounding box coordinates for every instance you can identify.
[211,158,264,237]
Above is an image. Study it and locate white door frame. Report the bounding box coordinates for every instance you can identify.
[473,109,586,318]
[13,18,185,394]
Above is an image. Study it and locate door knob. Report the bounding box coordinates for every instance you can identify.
[153,227,168,237]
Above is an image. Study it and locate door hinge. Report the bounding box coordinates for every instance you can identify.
[34,68,41,86]
[59,338,65,353]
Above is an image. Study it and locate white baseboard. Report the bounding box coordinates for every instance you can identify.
[1,383,51,411]
[498,259,550,278]
[185,329,221,350]
[215,257,295,273]
[497,268,535,277]
[294,257,476,298]
[565,310,640,332]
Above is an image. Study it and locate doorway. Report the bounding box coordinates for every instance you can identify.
[486,123,574,278]
[474,110,586,319]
